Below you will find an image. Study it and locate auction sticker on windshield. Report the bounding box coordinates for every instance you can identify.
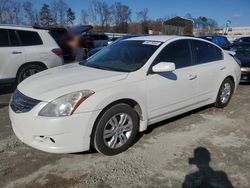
[142,41,162,46]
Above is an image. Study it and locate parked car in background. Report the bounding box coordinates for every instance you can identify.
[233,37,250,43]
[35,25,95,60]
[0,25,64,85]
[199,36,231,50]
[10,36,241,155]
[108,36,120,45]
[88,34,146,57]
[82,33,109,48]
[230,42,250,82]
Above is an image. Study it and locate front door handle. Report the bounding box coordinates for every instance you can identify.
[12,51,22,54]
[188,74,197,80]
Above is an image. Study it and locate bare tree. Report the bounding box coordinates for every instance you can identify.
[80,9,89,24]
[51,0,59,25]
[93,0,112,31]
[51,0,68,26]
[23,1,35,25]
[0,0,8,23]
[7,0,22,24]
[112,2,132,33]
[137,8,149,34]
[88,1,97,25]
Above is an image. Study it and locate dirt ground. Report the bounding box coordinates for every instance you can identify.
[0,84,250,188]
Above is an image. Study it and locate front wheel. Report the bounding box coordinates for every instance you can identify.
[17,64,45,84]
[93,104,139,155]
[215,78,234,108]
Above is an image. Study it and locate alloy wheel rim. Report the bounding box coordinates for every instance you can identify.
[220,82,231,104]
[22,69,40,80]
[103,113,133,149]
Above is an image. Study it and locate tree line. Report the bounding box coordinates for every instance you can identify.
[0,0,219,34]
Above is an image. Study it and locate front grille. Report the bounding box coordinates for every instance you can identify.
[11,90,41,113]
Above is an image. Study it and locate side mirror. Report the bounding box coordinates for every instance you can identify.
[152,62,176,73]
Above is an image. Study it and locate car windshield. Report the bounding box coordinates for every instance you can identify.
[81,40,161,72]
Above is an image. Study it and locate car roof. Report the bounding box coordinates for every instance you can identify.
[232,42,250,46]
[0,24,45,32]
[127,35,178,42]
[126,35,203,42]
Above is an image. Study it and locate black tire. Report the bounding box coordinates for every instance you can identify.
[17,64,45,84]
[215,78,234,108]
[93,104,139,155]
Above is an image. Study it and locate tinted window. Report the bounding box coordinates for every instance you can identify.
[192,40,223,64]
[99,35,108,40]
[240,37,250,43]
[154,40,192,69]
[230,44,250,55]
[17,30,43,46]
[83,40,161,72]
[49,29,69,40]
[9,30,20,46]
[0,29,9,47]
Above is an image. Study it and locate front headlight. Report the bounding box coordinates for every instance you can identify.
[38,90,94,117]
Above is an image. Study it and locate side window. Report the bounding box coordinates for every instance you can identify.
[192,40,223,64]
[0,29,9,47]
[155,40,192,69]
[100,35,108,40]
[8,30,20,46]
[17,30,43,46]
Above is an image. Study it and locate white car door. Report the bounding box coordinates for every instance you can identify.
[0,29,25,80]
[190,40,226,102]
[146,40,198,122]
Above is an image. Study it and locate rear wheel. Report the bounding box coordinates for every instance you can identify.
[93,104,139,155]
[17,64,45,84]
[215,78,234,108]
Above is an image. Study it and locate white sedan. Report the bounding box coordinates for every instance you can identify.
[9,36,241,155]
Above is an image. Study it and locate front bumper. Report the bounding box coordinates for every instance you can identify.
[9,104,101,153]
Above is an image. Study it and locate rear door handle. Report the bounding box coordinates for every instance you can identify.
[188,74,197,80]
[12,51,22,54]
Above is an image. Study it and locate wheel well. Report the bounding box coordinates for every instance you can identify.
[16,62,47,78]
[90,98,143,147]
[225,75,235,90]
[226,75,235,85]
[99,99,143,120]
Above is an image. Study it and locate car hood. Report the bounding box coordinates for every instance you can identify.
[18,63,128,101]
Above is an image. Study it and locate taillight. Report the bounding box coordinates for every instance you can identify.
[52,48,63,57]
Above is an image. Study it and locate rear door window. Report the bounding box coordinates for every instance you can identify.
[0,29,9,47]
[17,30,43,46]
[154,40,192,69]
[192,40,223,64]
[8,30,20,46]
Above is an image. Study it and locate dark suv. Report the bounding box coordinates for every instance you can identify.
[230,42,250,82]
[233,37,250,43]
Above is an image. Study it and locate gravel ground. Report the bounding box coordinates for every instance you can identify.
[0,85,250,188]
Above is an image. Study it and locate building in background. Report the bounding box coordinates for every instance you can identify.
[227,27,250,36]
[162,17,193,35]
[162,16,220,36]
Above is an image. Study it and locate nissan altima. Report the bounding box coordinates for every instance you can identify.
[10,36,241,155]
